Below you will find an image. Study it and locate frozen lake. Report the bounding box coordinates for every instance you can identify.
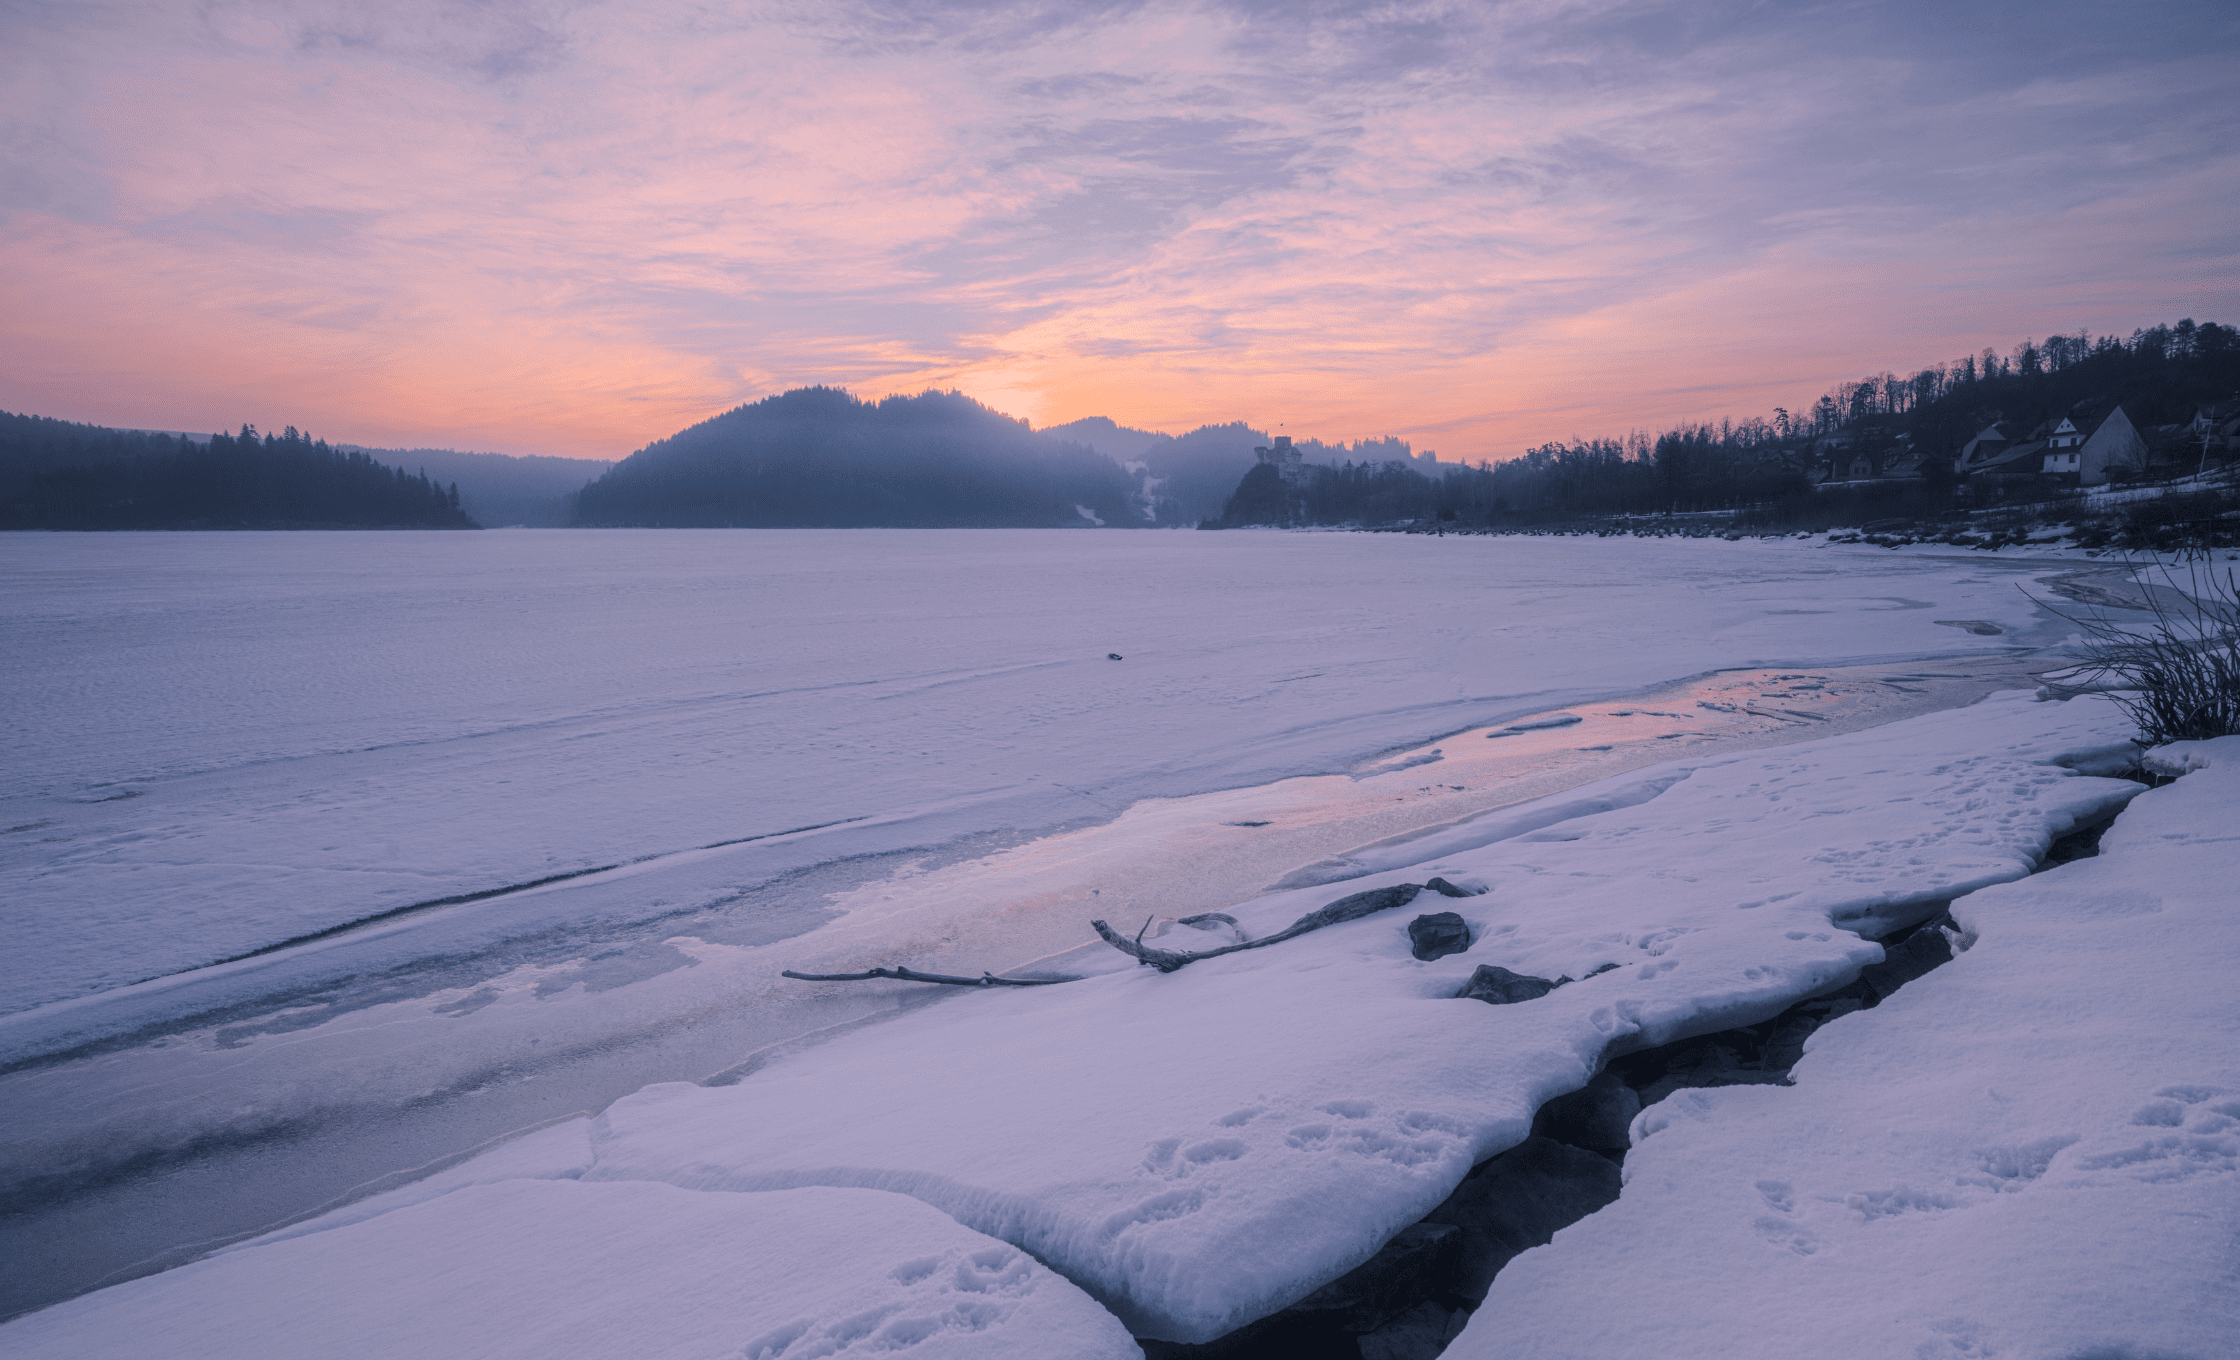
[0,528,2092,1317]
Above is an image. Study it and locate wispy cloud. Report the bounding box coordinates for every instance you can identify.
[1,0,2233,457]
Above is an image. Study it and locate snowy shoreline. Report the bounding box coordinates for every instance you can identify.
[0,655,2073,1324]
[10,685,2231,1359]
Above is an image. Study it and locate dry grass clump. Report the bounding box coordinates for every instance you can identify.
[2054,563,2240,745]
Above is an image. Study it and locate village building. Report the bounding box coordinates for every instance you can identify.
[1966,427,2050,480]
[2040,407,2145,485]
[2187,400,2240,469]
[1954,422,2012,474]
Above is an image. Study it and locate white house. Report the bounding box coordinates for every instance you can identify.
[2042,407,2145,485]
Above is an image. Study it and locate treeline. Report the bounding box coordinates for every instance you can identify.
[1,414,475,529]
[574,387,1151,528]
[1211,319,2240,530]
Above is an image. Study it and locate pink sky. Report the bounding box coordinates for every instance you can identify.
[3,0,2235,461]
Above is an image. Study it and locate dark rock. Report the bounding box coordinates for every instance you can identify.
[1408,912,1472,961]
[1420,1136,1623,1304]
[1109,653,1125,660]
[1423,877,1478,898]
[1529,1071,1639,1156]
[1456,965,1563,1005]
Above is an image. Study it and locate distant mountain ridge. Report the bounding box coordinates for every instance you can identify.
[574,387,1153,528]
[0,394,1439,532]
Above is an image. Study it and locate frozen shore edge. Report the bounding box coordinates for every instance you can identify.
[8,688,2217,1359]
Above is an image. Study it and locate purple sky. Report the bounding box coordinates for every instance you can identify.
[2,0,2234,459]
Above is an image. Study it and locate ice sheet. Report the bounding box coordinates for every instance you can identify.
[574,692,2141,1341]
[2,531,2093,1026]
[1452,735,2240,1360]
[207,1116,597,1257]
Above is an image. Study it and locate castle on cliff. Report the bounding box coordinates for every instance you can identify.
[1253,436,1309,486]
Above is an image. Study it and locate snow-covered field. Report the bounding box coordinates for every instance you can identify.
[7,528,2223,1347]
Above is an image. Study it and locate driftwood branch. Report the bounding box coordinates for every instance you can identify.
[784,880,1479,986]
[1095,882,1435,972]
[1176,911,1243,940]
[779,966,1074,988]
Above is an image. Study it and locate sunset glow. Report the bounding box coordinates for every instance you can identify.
[3,0,2234,458]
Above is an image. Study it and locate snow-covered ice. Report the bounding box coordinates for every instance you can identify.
[3,530,2196,1345]
[0,1176,1140,1360]
[2,529,2088,1031]
[554,692,2135,1342]
[2,685,2159,1353]
[1451,734,2240,1359]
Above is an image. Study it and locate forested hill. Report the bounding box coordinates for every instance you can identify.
[573,388,1152,528]
[1211,318,2240,531]
[1,414,475,530]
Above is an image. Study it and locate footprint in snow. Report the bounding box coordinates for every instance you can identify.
[2066,1086,2240,1182]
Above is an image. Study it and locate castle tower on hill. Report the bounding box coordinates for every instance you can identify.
[1253,435,1309,486]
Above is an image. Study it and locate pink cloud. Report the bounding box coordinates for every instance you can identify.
[1,0,2232,459]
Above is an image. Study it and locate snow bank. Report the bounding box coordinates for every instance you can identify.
[573,692,2141,1342]
[0,1180,1140,1360]
[1452,735,2240,1360]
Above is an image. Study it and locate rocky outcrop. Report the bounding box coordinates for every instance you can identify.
[1454,966,1564,1004]
[1407,914,1472,961]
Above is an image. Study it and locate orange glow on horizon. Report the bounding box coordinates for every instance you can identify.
[2,2,2231,462]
